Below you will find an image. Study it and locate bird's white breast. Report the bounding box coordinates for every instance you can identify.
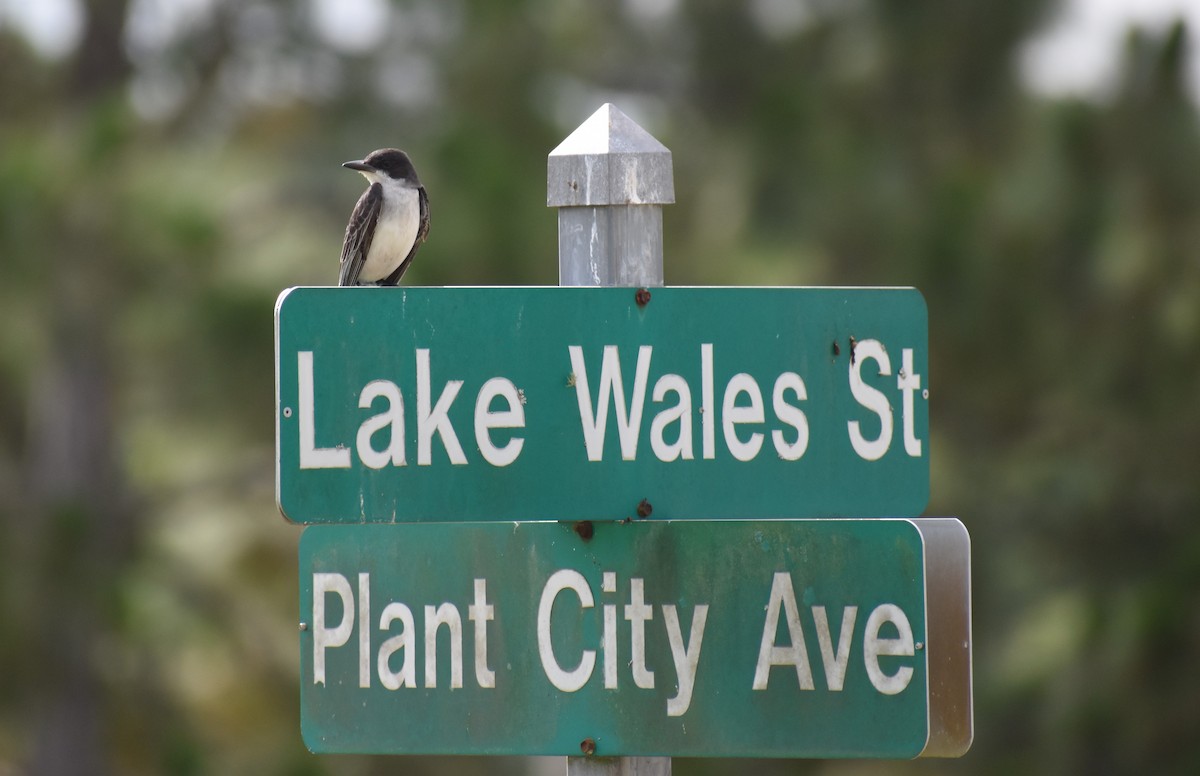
[360,178,420,282]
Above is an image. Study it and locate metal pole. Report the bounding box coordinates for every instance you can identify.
[547,103,674,776]
[548,102,673,287]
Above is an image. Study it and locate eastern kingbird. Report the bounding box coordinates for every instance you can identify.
[338,148,430,286]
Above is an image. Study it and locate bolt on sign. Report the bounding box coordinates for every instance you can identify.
[297,518,972,758]
[274,286,929,523]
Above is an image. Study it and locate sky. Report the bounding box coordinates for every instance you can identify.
[2,0,1200,102]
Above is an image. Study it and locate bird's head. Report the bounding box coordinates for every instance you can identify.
[343,148,421,187]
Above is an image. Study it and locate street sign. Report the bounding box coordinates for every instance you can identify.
[298,518,972,758]
[275,287,929,523]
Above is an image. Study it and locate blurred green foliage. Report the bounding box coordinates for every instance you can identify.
[1,1,1198,774]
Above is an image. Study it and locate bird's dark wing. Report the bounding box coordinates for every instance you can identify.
[338,182,382,286]
[379,185,430,286]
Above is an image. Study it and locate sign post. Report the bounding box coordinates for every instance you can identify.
[548,101,676,776]
[274,103,972,767]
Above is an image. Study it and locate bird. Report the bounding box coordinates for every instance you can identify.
[338,148,430,286]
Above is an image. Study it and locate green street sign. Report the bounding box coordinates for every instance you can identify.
[298,518,972,758]
[275,287,929,523]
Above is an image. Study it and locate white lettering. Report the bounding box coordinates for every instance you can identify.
[358,573,371,687]
[847,339,893,461]
[424,603,464,689]
[812,605,857,691]
[771,372,809,460]
[468,579,496,688]
[722,374,765,462]
[416,348,467,466]
[537,569,596,692]
[897,348,923,457]
[298,352,351,469]
[569,345,653,461]
[314,573,497,693]
[663,604,708,717]
[602,571,618,689]
[377,602,416,690]
[312,572,353,686]
[625,578,655,689]
[863,604,915,695]
[649,374,694,462]
[752,572,814,690]
[701,343,715,459]
[473,378,525,467]
[356,380,406,468]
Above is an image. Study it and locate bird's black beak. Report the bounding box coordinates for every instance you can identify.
[342,160,374,172]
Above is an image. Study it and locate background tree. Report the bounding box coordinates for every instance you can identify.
[1,1,1198,773]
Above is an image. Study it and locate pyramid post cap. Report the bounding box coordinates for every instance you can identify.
[547,103,675,207]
